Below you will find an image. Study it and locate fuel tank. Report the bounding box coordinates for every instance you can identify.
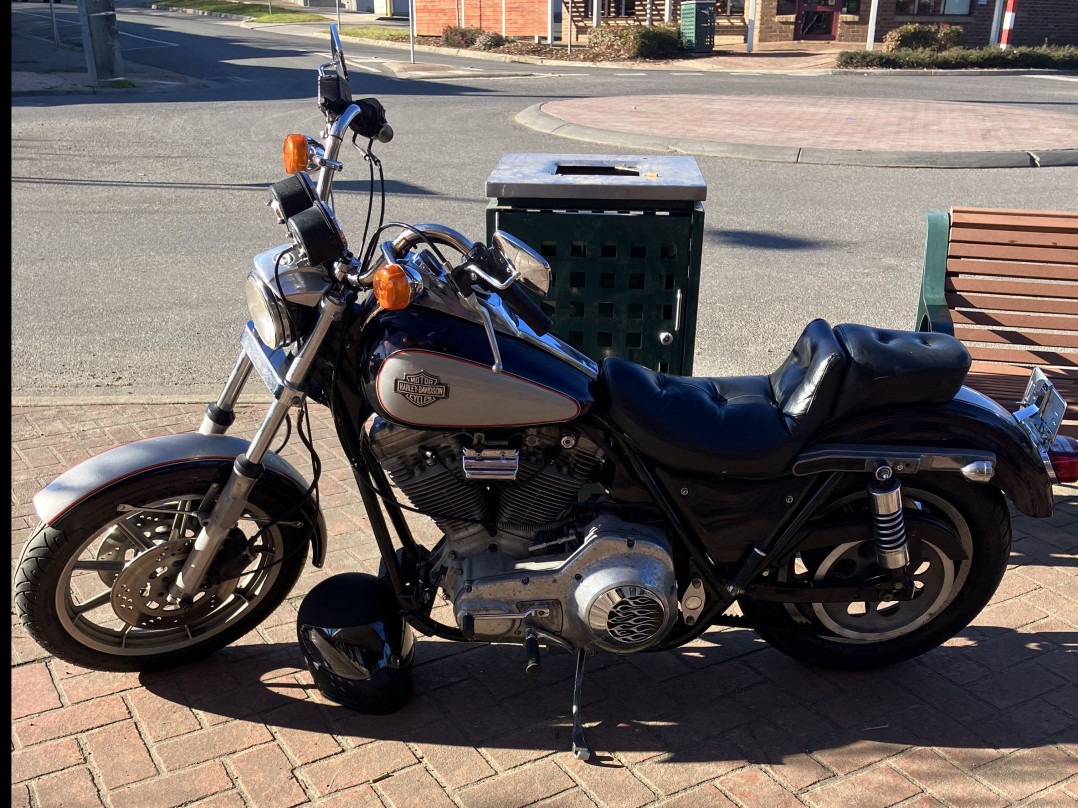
[361,308,596,429]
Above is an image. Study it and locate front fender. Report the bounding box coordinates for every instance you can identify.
[816,386,1054,518]
[33,433,328,567]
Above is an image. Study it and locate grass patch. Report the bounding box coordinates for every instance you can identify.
[338,25,411,41]
[154,0,328,22]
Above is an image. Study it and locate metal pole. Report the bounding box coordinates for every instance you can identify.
[999,0,1017,48]
[409,0,415,62]
[864,0,879,51]
[336,0,342,31]
[745,0,756,53]
[49,0,60,46]
[502,0,506,36]
[989,0,1005,44]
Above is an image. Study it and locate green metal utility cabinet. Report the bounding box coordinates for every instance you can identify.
[680,0,716,53]
[485,153,706,375]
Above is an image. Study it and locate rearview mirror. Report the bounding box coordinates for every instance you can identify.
[330,24,348,77]
[492,231,551,296]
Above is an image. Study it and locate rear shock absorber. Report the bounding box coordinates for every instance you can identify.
[870,467,909,573]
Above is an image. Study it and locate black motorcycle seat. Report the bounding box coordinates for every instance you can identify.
[602,319,971,479]
[830,323,971,420]
[602,318,847,477]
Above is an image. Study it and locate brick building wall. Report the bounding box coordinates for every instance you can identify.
[415,0,547,36]
[754,0,1075,47]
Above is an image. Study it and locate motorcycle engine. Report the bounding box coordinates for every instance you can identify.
[367,417,678,652]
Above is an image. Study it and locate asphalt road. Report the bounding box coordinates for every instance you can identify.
[11,2,1078,400]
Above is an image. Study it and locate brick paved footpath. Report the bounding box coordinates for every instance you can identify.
[11,403,1078,808]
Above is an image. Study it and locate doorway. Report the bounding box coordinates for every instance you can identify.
[795,0,838,40]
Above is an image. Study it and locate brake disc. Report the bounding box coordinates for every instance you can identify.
[111,539,238,629]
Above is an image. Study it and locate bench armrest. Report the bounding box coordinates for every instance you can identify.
[915,209,955,335]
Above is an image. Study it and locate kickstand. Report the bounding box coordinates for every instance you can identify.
[571,648,590,761]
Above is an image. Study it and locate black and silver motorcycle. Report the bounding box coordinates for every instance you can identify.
[14,26,1076,759]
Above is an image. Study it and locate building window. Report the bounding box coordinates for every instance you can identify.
[717,0,746,15]
[842,0,861,12]
[584,0,637,16]
[777,0,796,13]
[895,0,971,14]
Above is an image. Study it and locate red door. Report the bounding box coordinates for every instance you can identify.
[795,0,839,40]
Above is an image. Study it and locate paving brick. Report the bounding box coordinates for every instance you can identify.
[11,784,32,808]
[633,742,744,796]
[806,764,922,808]
[156,719,274,771]
[110,760,235,808]
[300,741,417,797]
[480,723,562,771]
[11,661,62,719]
[230,741,309,808]
[976,746,1078,801]
[262,702,343,765]
[532,789,601,807]
[563,751,657,808]
[457,759,576,808]
[408,720,497,789]
[376,763,458,808]
[967,661,1069,711]
[651,785,737,807]
[125,684,203,743]
[718,767,805,807]
[59,669,142,704]
[32,765,102,808]
[84,720,158,789]
[12,736,84,784]
[305,784,384,807]
[893,748,1008,808]
[1010,786,1078,807]
[812,736,911,776]
[14,694,130,746]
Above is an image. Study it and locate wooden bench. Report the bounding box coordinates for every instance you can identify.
[916,206,1078,438]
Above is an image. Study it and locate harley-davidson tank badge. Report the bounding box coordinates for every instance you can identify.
[394,371,449,407]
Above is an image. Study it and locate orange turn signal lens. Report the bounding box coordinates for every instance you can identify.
[373,264,411,311]
[282,134,309,174]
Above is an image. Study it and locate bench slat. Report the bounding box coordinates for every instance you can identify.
[966,345,1078,367]
[950,310,1078,332]
[947,292,1078,316]
[950,208,1078,231]
[949,226,1078,249]
[953,326,1078,349]
[947,276,1078,300]
[948,242,1078,264]
[946,259,1078,282]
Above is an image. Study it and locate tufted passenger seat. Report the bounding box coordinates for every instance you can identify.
[601,319,971,479]
[601,319,847,478]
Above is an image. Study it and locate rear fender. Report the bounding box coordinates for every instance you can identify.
[814,386,1054,518]
[33,433,328,567]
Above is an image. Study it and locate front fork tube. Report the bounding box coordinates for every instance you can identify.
[169,293,348,601]
[198,353,254,435]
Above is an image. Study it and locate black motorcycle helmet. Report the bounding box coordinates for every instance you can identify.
[296,572,415,714]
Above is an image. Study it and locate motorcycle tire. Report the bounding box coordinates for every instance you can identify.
[14,462,310,672]
[739,475,1010,670]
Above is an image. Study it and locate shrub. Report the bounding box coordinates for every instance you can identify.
[474,31,507,50]
[837,44,1078,70]
[883,23,963,52]
[441,26,484,48]
[590,22,681,59]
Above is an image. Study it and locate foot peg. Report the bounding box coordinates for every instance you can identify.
[571,648,590,761]
[523,629,542,677]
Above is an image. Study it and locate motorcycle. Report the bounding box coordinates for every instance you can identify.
[14,26,1077,760]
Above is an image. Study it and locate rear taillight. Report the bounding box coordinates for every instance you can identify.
[1047,435,1078,484]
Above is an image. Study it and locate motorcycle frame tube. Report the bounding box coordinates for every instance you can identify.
[172,292,348,599]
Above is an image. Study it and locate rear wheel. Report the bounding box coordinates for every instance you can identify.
[14,463,310,672]
[739,475,1010,669]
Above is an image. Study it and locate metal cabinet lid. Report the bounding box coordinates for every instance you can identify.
[486,154,707,202]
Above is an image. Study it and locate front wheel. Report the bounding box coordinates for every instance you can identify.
[739,476,1011,669]
[14,463,310,672]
